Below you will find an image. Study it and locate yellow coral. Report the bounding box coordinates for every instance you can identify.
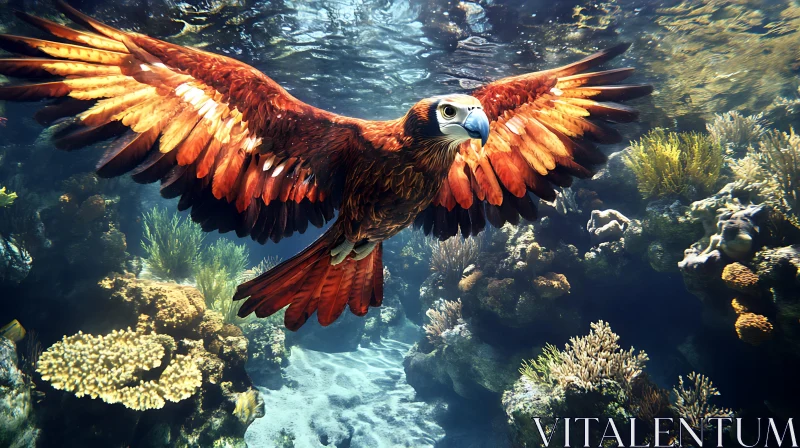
[154,284,206,330]
[625,129,723,199]
[533,273,570,299]
[550,321,649,392]
[37,328,202,410]
[0,186,17,208]
[731,298,749,315]
[721,262,759,292]
[458,270,483,292]
[99,274,206,332]
[233,389,260,425]
[735,313,774,345]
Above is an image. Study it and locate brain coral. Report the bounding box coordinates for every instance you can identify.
[722,262,759,293]
[735,313,774,345]
[37,328,202,410]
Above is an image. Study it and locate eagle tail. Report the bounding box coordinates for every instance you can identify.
[234,228,383,331]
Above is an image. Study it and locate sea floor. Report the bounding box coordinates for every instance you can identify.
[245,339,445,448]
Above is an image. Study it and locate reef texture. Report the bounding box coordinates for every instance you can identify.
[31,273,264,447]
[37,329,202,411]
[0,339,39,448]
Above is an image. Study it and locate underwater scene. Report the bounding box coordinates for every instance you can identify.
[0,0,799,446]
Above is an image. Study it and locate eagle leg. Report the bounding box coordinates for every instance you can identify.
[352,241,377,260]
[330,240,355,265]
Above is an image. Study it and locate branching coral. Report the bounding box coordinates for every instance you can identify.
[0,186,16,208]
[625,129,722,199]
[729,129,800,222]
[141,207,205,281]
[37,328,202,411]
[671,372,733,430]
[706,111,765,156]
[205,238,250,279]
[549,320,649,392]
[754,129,800,218]
[519,343,562,386]
[195,238,256,326]
[240,256,281,282]
[429,237,481,284]
[423,299,463,347]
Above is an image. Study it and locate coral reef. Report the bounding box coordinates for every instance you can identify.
[502,322,657,447]
[423,299,463,347]
[734,313,774,345]
[671,372,733,431]
[625,129,722,200]
[0,236,32,284]
[405,316,517,398]
[429,237,481,286]
[0,338,39,448]
[706,111,765,156]
[548,321,649,392]
[195,238,253,326]
[731,129,800,222]
[24,273,267,447]
[586,209,629,244]
[141,207,205,281]
[242,320,287,388]
[503,322,733,446]
[532,273,570,299]
[38,328,202,410]
[457,269,483,292]
[721,262,759,293]
[0,186,16,208]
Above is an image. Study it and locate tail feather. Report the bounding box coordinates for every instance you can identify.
[235,228,384,330]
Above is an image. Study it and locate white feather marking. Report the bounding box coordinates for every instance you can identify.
[139,64,151,72]
[183,87,205,105]
[551,87,563,96]
[272,160,287,178]
[175,83,191,96]
[197,100,215,118]
[506,115,525,135]
[262,155,276,171]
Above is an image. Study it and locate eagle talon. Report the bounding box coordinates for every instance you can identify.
[330,240,355,265]
[352,241,377,260]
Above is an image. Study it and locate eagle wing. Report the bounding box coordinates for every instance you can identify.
[0,2,365,243]
[416,44,653,239]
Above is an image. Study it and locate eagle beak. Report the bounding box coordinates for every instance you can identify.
[463,109,489,147]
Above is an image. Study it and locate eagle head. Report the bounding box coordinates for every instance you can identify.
[406,94,490,147]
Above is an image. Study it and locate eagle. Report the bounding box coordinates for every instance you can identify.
[0,2,652,330]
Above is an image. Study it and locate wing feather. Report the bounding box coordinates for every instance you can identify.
[0,3,368,243]
[421,44,652,239]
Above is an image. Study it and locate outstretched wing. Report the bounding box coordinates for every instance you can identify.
[415,44,652,240]
[0,2,365,243]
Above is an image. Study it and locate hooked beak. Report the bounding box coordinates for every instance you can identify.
[463,109,490,147]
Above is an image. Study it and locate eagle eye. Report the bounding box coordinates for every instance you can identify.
[440,104,457,120]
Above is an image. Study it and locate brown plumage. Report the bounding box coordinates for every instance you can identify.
[0,2,652,330]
